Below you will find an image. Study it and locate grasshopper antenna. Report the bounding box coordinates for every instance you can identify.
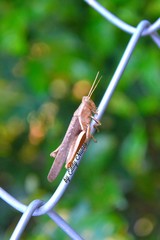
[88,72,102,99]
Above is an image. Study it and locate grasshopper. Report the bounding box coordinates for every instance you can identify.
[47,73,101,182]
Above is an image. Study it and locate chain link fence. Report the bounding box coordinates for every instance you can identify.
[0,0,160,239]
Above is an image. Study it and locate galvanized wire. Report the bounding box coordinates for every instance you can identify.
[0,1,160,239]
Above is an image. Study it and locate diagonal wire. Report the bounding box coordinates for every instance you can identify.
[0,187,26,213]
[48,211,84,240]
[96,20,151,120]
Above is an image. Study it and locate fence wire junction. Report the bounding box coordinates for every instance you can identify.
[0,0,160,239]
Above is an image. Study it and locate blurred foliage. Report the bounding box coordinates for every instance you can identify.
[0,0,160,239]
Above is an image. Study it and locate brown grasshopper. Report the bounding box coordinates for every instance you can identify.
[47,73,101,182]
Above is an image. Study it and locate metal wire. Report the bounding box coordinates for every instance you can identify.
[84,0,160,47]
[48,211,84,240]
[10,200,43,240]
[0,1,160,239]
[96,20,152,121]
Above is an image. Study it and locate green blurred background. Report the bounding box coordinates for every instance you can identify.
[0,0,160,239]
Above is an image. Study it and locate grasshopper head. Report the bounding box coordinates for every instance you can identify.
[82,96,96,111]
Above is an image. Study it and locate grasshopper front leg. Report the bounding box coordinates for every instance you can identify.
[87,116,101,142]
[91,115,101,132]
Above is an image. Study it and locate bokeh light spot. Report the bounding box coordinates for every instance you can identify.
[30,42,50,58]
[72,80,91,100]
[50,78,68,99]
[134,217,154,237]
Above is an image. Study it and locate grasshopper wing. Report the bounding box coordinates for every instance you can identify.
[48,131,86,182]
[65,130,86,168]
[48,113,87,182]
